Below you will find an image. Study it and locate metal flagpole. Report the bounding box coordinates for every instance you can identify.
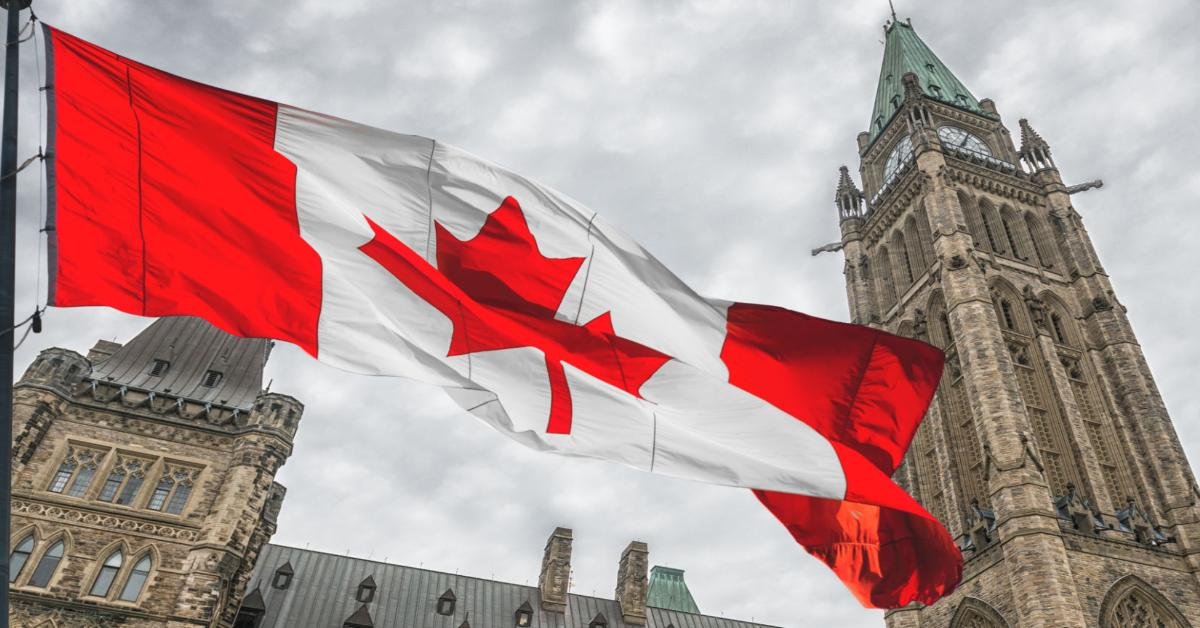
[1,0,31,621]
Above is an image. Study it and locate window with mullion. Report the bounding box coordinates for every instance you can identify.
[119,555,153,601]
[67,465,97,497]
[147,477,174,511]
[9,535,34,583]
[90,551,124,597]
[116,475,145,506]
[28,540,65,588]
[165,483,193,515]
[98,471,124,502]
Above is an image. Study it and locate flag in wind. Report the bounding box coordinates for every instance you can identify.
[40,25,961,607]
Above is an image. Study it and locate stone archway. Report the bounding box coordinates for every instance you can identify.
[1100,574,1193,628]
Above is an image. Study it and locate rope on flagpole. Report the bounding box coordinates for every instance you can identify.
[0,146,39,180]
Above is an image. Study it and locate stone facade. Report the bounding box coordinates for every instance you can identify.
[8,318,300,627]
[836,18,1200,628]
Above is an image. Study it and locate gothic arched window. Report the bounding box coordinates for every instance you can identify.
[876,246,897,308]
[147,466,199,515]
[9,534,35,583]
[958,191,989,252]
[90,550,124,597]
[28,539,65,588]
[118,554,153,601]
[1024,212,1057,269]
[1000,208,1030,261]
[999,300,1016,330]
[1050,314,1067,345]
[904,215,929,275]
[1100,576,1189,628]
[949,597,1008,627]
[892,231,914,289]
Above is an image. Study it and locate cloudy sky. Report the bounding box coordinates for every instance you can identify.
[9,0,1200,625]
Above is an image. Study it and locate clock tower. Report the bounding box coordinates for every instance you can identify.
[833,17,1200,627]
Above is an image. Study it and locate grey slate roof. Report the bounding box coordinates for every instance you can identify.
[244,544,779,628]
[89,316,271,410]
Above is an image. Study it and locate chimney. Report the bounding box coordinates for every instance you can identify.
[538,527,572,613]
[615,541,649,625]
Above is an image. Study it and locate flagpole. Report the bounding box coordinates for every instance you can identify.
[1,0,30,620]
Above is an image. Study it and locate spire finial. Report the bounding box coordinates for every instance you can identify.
[888,0,898,22]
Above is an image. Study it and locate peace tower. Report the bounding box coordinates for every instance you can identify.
[830,17,1200,627]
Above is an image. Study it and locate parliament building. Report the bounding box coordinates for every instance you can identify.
[8,11,1200,628]
[833,15,1200,628]
[6,318,772,628]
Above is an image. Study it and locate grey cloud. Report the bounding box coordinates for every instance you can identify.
[9,1,1198,626]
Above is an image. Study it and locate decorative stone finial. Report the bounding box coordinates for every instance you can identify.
[835,166,864,221]
[1018,118,1055,171]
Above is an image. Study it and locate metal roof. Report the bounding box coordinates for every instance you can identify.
[646,567,700,615]
[243,544,779,628]
[867,20,985,145]
[89,316,271,410]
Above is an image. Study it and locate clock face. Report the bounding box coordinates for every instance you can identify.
[883,135,914,182]
[937,125,991,156]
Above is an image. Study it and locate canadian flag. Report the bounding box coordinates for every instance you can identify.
[42,26,960,607]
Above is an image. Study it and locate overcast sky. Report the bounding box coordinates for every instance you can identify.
[9,1,1200,626]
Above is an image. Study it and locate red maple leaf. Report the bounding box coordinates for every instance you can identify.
[359,196,670,433]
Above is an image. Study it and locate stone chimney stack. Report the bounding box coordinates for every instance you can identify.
[615,540,649,625]
[538,527,573,613]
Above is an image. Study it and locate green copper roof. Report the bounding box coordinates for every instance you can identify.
[646,566,701,614]
[867,20,983,144]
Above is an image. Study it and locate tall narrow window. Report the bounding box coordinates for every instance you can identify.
[116,474,145,506]
[119,555,152,601]
[49,447,102,497]
[67,464,97,498]
[9,535,34,583]
[90,551,124,597]
[147,477,173,511]
[165,483,193,515]
[148,466,199,514]
[1001,214,1026,260]
[47,459,76,493]
[28,540,65,588]
[1051,314,1067,345]
[1000,300,1016,330]
[99,457,149,506]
